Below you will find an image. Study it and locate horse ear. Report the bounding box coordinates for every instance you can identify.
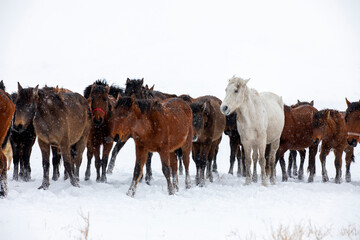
[297,100,301,104]
[310,100,314,106]
[140,78,144,85]
[244,78,250,85]
[325,110,331,119]
[33,85,39,96]
[18,82,23,92]
[116,93,122,102]
[126,78,130,84]
[202,101,207,113]
[150,84,154,91]
[345,98,351,107]
[105,85,110,94]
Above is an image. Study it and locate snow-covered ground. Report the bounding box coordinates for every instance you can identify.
[1,0,360,239]
[2,138,360,240]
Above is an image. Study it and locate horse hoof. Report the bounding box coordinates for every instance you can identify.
[145,175,152,185]
[126,189,136,198]
[237,172,242,178]
[335,178,341,184]
[270,178,276,185]
[346,176,351,183]
[106,169,113,175]
[252,175,258,183]
[298,174,303,181]
[38,182,49,190]
[262,180,269,187]
[307,176,314,183]
[85,175,90,181]
[100,176,107,183]
[282,175,288,182]
[322,176,329,182]
[0,181,8,198]
[244,177,252,185]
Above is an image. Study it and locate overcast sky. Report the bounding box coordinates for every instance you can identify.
[1,0,359,109]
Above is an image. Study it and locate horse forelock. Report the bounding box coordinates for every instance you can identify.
[84,80,108,99]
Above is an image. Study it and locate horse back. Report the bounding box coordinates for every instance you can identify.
[0,90,15,144]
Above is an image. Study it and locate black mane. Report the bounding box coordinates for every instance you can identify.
[115,97,161,114]
[83,79,108,99]
[0,80,5,91]
[346,101,360,121]
[109,84,124,99]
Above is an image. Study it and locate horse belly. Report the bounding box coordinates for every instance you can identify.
[261,95,284,143]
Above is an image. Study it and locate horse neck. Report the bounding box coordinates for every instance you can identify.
[236,87,259,122]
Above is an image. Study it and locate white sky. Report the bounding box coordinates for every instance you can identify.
[1,0,359,110]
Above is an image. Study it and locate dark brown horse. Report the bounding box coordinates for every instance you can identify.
[83,80,115,182]
[276,103,319,182]
[111,95,193,197]
[0,88,15,197]
[345,98,360,147]
[14,84,91,189]
[190,96,225,186]
[224,112,245,177]
[313,109,354,183]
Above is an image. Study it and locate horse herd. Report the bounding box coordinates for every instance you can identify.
[0,76,359,197]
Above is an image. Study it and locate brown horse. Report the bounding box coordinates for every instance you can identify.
[313,109,354,183]
[14,84,91,189]
[190,96,226,186]
[111,95,193,197]
[276,101,318,182]
[83,80,115,182]
[345,98,360,147]
[0,88,15,197]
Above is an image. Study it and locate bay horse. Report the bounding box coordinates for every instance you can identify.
[107,78,181,183]
[111,95,193,197]
[345,98,360,147]
[190,96,225,186]
[313,109,354,183]
[0,87,15,197]
[224,112,245,177]
[83,80,115,182]
[276,102,318,182]
[14,84,91,189]
[221,76,284,185]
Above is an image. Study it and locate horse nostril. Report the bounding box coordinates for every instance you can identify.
[347,138,357,147]
[18,124,23,130]
[221,105,229,114]
[94,118,103,125]
[114,134,119,142]
[313,138,319,145]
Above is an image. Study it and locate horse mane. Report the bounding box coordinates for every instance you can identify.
[283,104,291,112]
[109,85,124,99]
[314,109,339,126]
[346,101,360,121]
[116,97,161,114]
[37,89,65,112]
[84,79,108,99]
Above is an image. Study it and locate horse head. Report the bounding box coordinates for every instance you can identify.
[190,100,210,142]
[88,80,110,126]
[125,78,145,98]
[224,112,237,136]
[312,110,331,144]
[220,76,250,116]
[345,98,360,147]
[13,83,38,133]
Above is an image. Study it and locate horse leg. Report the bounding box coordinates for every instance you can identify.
[228,138,236,175]
[182,133,192,189]
[212,144,219,174]
[344,145,354,182]
[0,151,8,197]
[287,150,295,178]
[241,147,246,177]
[100,142,113,183]
[107,140,126,174]
[243,144,252,185]
[293,150,303,177]
[236,145,242,177]
[11,142,19,181]
[145,152,153,185]
[94,145,101,183]
[307,142,318,182]
[85,145,93,181]
[51,146,61,181]
[38,139,51,190]
[61,144,79,187]
[298,150,306,180]
[252,146,258,183]
[268,139,280,185]
[169,152,179,192]
[333,149,343,184]
[199,150,207,187]
[175,148,184,175]
[127,146,148,197]
[319,146,331,182]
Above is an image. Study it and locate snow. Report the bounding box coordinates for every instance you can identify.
[1,0,360,239]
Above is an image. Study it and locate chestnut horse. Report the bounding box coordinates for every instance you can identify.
[313,109,354,183]
[276,101,318,182]
[83,80,115,182]
[111,95,193,197]
[14,84,91,189]
[345,98,360,147]
[224,112,245,177]
[190,96,225,186]
[0,88,15,197]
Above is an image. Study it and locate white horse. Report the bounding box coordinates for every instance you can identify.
[220,76,285,185]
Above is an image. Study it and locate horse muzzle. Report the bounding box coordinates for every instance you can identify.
[347,138,358,147]
[114,134,120,142]
[313,138,319,145]
[220,105,231,116]
[93,117,103,125]
[192,134,198,142]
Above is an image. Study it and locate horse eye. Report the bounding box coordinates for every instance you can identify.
[234,90,238,93]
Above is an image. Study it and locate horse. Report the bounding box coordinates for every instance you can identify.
[83,80,115,182]
[313,109,354,183]
[221,76,285,185]
[0,88,15,197]
[190,96,225,186]
[107,78,181,183]
[224,112,245,177]
[0,81,13,171]
[276,102,319,182]
[111,95,193,197]
[345,98,360,147]
[14,84,91,189]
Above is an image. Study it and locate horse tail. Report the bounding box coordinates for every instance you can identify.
[279,96,284,110]
[2,124,12,170]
